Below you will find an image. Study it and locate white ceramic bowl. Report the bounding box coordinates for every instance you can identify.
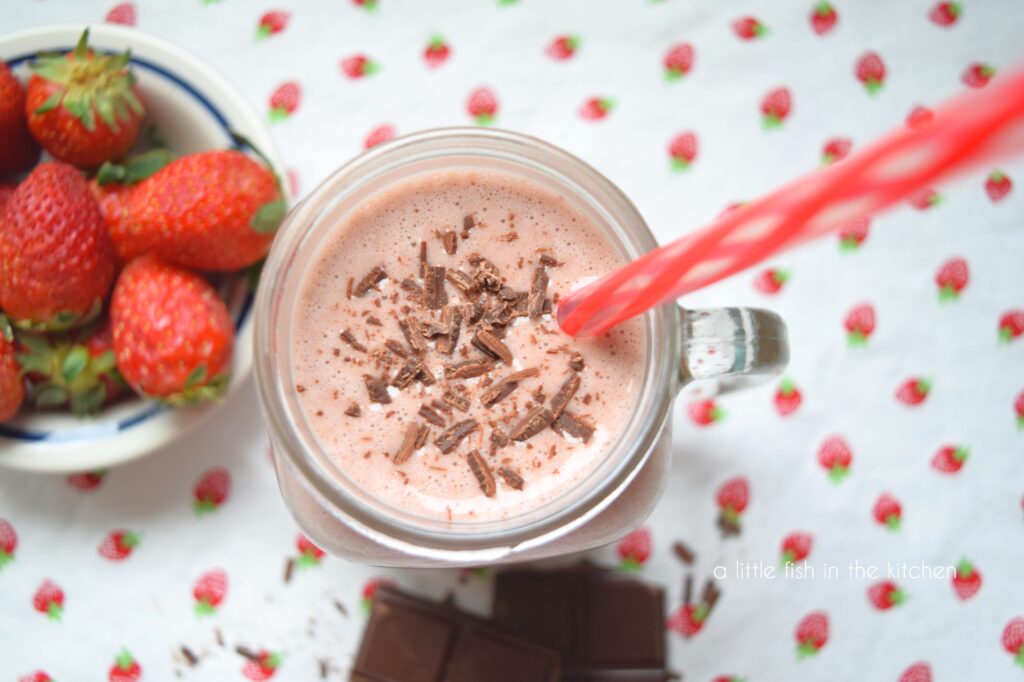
[0,24,286,473]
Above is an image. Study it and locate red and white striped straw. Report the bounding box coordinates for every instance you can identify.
[558,69,1024,337]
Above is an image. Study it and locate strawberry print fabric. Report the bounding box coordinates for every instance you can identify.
[2,1,1024,679]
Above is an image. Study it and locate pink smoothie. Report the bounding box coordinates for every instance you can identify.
[290,169,644,522]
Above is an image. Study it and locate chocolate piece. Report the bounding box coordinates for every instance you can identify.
[436,305,463,355]
[414,424,431,450]
[424,266,448,310]
[345,277,354,300]
[463,302,484,324]
[552,411,594,443]
[482,300,514,327]
[463,214,476,231]
[549,372,580,418]
[443,230,458,255]
[431,399,452,415]
[434,419,479,453]
[394,421,424,465]
[467,449,496,497]
[568,351,585,372]
[528,267,548,319]
[339,329,367,353]
[473,257,502,291]
[683,575,693,606]
[672,541,695,565]
[399,317,428,354]
[419,403,447,427]
[392,358,422,389]
[497,231,519,243]
[401,277,423,294]
[345,402,361,417]
[181,644,198,666]
[480,368,539,407]
[442,390,470,412]
[490,429,510,448]
[498,286,519,301]
[352,586,560,682]
[445,268,479,297]
[417,363,437,386]
[497,465,524,490]
[444,359,494,379]
[354,266,387,297]
[366,315,383,327]
[363,374,391,404]
[384,339,409,359]
[473,328,513,365]
[418,240,428,278]
[510,407,554,441]
[539,253,559,267]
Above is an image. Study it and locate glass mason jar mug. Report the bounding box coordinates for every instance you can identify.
[254,128,788,567]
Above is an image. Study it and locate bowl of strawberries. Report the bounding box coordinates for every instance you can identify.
[0,24,288,472]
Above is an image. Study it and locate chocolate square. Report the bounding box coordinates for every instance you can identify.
[492,571,579,656]
[352,591,457,682]
[582,578,665,669]
[445,625,561,682]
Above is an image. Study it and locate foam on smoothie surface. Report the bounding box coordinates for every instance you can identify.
[290,169,644,522]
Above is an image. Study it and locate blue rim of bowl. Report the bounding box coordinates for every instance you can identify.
[0,49,256,443]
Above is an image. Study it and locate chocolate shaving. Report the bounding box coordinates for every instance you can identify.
[464,301,484,324]
[511,292,530,318]
[391,358,421,389]
[539,253,559,267]
[497,466,524,490]
[497,231,519,242]
[418,240,427,278]
[490,429,510,448]
[467,449,496,497]
[434,419,479,453]
[398,317,427,354]
[363,374,392,404]
[181,645,198,666]
[284,557,295,583]
[673,541,696,566]
[400,278,422,294]
[339,329,367,353]
[366,315,383,327]
[510,406,554,442]
[463,214,476,231]
[354,266,387,297]
[384,339,409,359]
[498,286,519,301]
[236,646,260,662]
[528,267,548,319]
[568,351,585,371]
[345,277,354,300]
[416,363,437,386]
[345,402,361,417]
[479,368,539,407]
[473,257,502,291]
[442,230,458,255]
[444,358,494,379]
[333,600,348,617]
[436,305,463,355]
[394,421,424,465]
[445,269,479,297]
[431,399,451,415]
[549,372,580,418]
[442,390,470,412]
[418,403,447,427]
[683,574,694,605]
[414,424,430,449]
[423,266,447,310]
[552,411,593,443]
[472,329,513,365]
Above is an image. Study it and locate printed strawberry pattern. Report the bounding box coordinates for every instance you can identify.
[193,568,228,616]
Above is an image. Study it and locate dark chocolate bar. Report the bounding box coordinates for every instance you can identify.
[351,586,560,682]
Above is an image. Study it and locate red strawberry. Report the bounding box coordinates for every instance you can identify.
[361,577,395,614]
[114,150,282,270]
[838,216,870,251]
[268,81,300,122]
[753,267,789,294]
[18,672,53,682]
[794,611,829,658]
[906,105,934,129]
[821,137,852,164]
[716,476,749,533]
[761,87,791,129]
[105,3,137,26]
[296,533,326,567]
[0,62,41,175]
[931,444,969,473]
[687,399,724,426]
[546,35,580,61]
[26,30,144,168]
[908,187,942,209]
[985,169,1012,202]
[340,54,378,79]
[0,518,17,569]
[666,603,707,637]
[817,435,852,483]
[33,579,64,620]
[899,662,932,682]
[194,568,228,616]
[780,532,812,565]
[1,162,115,330]
[663,43,694,80]
[243,650,282,680]
[1002,617,1024,666]
[579,97,614,121]
[109,649,141,682]
[732,16,768,40]
[1015,389,1024,429]
[951,558,982,600]
[810,2,838,35]
[111,256,234,401]
[364,124,396,149]
[844,303,875,346]
[424,35,451,68]
[98,529,139,561]
[867,581,906,610]
[68,469,107,490]
[0,323,23,421]
[929,2,961,25]
[935,257,968,301]
[896,377,931,406]
[256,11,289,39]
[467,87,498,126]
[855,51,886,94]
[873,492,902,531]
[352,0,378,11]
[194,467,230,513]
[773,378,802,416]
[1000,310,1024,343]
[616,526,651,571]
[668,132,697,171]
[962,62,996,88]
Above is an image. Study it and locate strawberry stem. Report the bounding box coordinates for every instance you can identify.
[618,557,642,573]
[886,515,901,531]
